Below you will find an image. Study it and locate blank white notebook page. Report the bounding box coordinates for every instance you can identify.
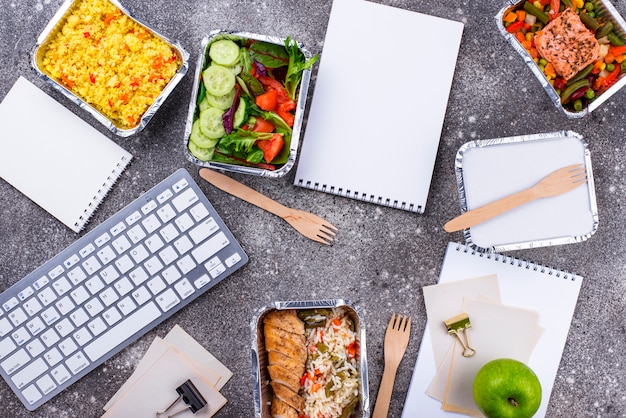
[0,76,132,232]
[294,0,464,213]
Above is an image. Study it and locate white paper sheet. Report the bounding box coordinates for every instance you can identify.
[0,76,132,232]
[294,0,464,213]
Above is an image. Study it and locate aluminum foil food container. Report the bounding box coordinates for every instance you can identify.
[184,30,313,178]
[32,0,189,137]
[251,300,370,418]
[496,0,626,118]
[454,130,598,252]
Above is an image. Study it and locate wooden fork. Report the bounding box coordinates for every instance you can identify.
[444,164,588,233]
[198,168,337,245]
[373,313,412,418]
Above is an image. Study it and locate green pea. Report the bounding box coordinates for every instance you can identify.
[585,89,595,99]
[621,61,626,71]
[588,11,596,18]
[539,58,548,66]
[585,2,594,12]
[606,63,615,72]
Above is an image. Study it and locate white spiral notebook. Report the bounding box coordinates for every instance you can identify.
[294,0,464,213]
[402,242,583,417]
[0,76,132,232]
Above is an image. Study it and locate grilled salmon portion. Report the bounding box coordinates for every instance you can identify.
[534,8,600,80]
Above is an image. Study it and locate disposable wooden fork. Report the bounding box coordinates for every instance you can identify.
[198,168,337,245]
[373,313,412,418]
[444,164,588,233]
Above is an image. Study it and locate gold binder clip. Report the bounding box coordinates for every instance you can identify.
[444,313,476,357]
[156,379,208,418]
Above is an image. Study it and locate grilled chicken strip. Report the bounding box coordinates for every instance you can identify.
[264,322,307,364]
[264,309,305,335]
[270,397,299,418]
[271,381,306,413]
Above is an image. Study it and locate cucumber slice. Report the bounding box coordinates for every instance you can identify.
[188,141,214,162]
[199,107,226,139]
[209,39,241,66]
[190,119,219,148]
[205,88,236,110]
[202,65,236,96]
[198,95,210,112]
[233,97,248,128]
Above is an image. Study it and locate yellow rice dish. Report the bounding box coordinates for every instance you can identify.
[40,0,181,129]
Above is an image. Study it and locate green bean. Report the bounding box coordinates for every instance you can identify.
[316,342,329,353]
[621,61,626,72]
[596,20,614,38]
[324,381,333,398]
[561,79,590,102]
[338,397,359,418]
[524,2,549,24]
[608,31,626,46]
[580,13,601,31]
[562,0,573,7]
[297,308,331,321]
[568,63,593,84]
[573,99,583,112]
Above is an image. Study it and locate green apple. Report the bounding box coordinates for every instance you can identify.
[472,358,542,418]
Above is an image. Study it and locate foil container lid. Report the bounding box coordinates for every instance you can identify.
[453,130,599,252]
[184,30,313,178]
[251,299,370,418]
[495,0,626,118]
[31,0,189,137]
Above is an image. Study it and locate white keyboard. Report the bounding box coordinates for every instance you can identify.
[0,168,248,410]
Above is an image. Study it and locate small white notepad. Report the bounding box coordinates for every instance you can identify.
[294,0,464,213]
[402,242,583,418]
[0,77,132,232]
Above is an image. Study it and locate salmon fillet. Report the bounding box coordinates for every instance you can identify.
[534,8,600,80]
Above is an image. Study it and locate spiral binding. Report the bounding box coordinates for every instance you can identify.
[73,155,132,232]
[295,179,424,213]
[454,242,578,281]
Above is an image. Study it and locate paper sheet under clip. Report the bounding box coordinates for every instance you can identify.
[156,379,208,418]
[444,313,476,357]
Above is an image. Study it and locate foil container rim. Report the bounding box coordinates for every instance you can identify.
[251,299,370,418]
[183,29,313,178]
[453,130,599,253]
[31,0,190,137]
[495,0,626,118]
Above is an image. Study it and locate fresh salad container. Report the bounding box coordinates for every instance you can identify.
[184,30,315,178]
[32,0,189,137]
[251,300,370,418]
[496,0,626,117]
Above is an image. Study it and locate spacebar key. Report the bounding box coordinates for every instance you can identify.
[83,302,161,362]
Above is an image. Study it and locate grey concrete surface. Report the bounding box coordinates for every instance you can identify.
[0,0,625,417]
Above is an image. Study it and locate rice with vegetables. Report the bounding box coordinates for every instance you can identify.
[300,308,360,418]
[40,0,181,128]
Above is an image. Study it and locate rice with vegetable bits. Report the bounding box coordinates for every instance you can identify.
[301,308,360,418]
[40,0,181,129]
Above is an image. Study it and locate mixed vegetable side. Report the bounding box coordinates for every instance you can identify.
[188,36,318,170]
[504,0,626,112]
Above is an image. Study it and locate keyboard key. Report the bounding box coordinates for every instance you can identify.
[79,243,95,258]
[129,244,149,264]
[17,287,34,301]
[174,236,193,255]
[113,277,133,297]
[127,225,147,244]
[11,327,31,346]
[172,188,198,212]
[22,384,43,405]
[26,317,45,336]
[33,277,49,291]
[191,231,229,264]
[112,236,132,254]
[9,308,28,327]
[145,234,165,254]
[117,297,136,316]
[161,266,181,285]
[96,246,116,265]
[85,277,105,295]
[58,338,78,357]
[69,308,89,328]
[189,202,209,222]
[72,328,92,347]
[54,319,74,338]
[65,352,89,375]
[50,364,71,385]
[3,297,19,313]
[103,307,122,326]
[63,254,80,270]
[155,289,180,313]
[110,222,126,236]
[37,288,57,306]
[174,279,195,300]
[125,211,142,226]
[84,303,160,362]
[159,223,179,243]
[12,358,47,389]
[0,318,13,337]
[131,286,151,306]
[175,213,194,233]
[99,288,119,307]
[157,189,173,204]
[176,255,196,275]
[172,178,189,192]
[144,256,164,276]
[189,217,218,244]
[69,286,89,306]
[87,318,106,337]
[47,266,64,280]
[114,255,134,275]
[129,267,149,287]
[1,348,30,374]
[40,329,60,348]
[25,340,45,358]
[55,297,75,316]
[225,253,243,268]
[43,348,63,366]
[84,299,104,317]
[0,338,17,360]
[36,374,57,395]
[141,214,161,234]
[159,246,178,265]
[67,266,87,286]
[52,278,72,296]
[81,256,102,275]
[157,204,176,223]
[94,232,111,247]
[141,199,158,214]
[41,307,60,326]
[147,277,166,296]
[193,275,211,289]
[23,299,43,317]
[99,265,120,285]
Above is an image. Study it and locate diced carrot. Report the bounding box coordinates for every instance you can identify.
[604,52,615,64]
[255,89,278,111]
[528,47,539,59]
[251,117,275,133]
[61,74,74,88]
[521,40,533,50]
[504,11,517,23]
[104,12,117,25]
[311,383,321,393]
[544,62,556,78]
[614,54,625,64]
[152,56,164,70]
[516,10,526,22]
[592,60,605,74]
[610,45,626,56]
[257,133,284,163]
[332,318,342,327]
[514,30,525,42]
